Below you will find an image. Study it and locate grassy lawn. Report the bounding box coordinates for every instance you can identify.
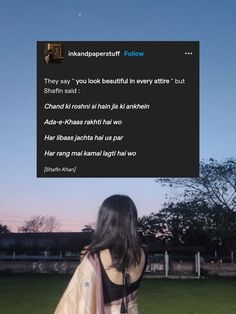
[139,278,236,314]
[0,275,236,314]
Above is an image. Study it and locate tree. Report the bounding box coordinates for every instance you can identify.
[156,201,216,247]
[138,201,236,251]
[138,201,211,246]
[0,223,11,233]
[18,215,60,232]
[137,213,165,250]
[156,158,236,211]
[81,224,95,233]
[138,213,159,237]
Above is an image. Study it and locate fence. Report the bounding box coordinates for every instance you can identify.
[145,251,201,279]
[1,250,236,277]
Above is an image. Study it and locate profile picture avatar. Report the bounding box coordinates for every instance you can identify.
[44,43,64,64]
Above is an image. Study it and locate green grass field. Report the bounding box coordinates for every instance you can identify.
[0,275,236,314]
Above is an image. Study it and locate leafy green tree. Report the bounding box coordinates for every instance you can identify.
[156,158,236,211]
[158,201,214,247]
[138,201,236,251]
[155,158,236,251]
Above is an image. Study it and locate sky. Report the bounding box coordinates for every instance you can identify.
[0,0,236,231]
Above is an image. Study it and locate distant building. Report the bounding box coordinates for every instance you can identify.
[0,232,92,258]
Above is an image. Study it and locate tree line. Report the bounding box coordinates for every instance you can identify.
[1,158,236,252]
[138,158,236,252]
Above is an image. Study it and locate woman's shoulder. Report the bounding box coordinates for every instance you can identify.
[140,246,148,261]
[137,247,147,269]
[99,247,146,265]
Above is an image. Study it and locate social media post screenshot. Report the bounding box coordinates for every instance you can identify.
[37,41,199,177]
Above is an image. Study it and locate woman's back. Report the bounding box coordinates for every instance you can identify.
[98,248,147,308]
[99,248,146,285]
[55,195,146,313]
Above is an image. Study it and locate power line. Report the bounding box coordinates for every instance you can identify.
[0,215,91,224]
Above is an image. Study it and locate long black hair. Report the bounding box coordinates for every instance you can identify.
[89,194,142,271]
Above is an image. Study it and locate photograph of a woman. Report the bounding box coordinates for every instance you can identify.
[55,195,147,314]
